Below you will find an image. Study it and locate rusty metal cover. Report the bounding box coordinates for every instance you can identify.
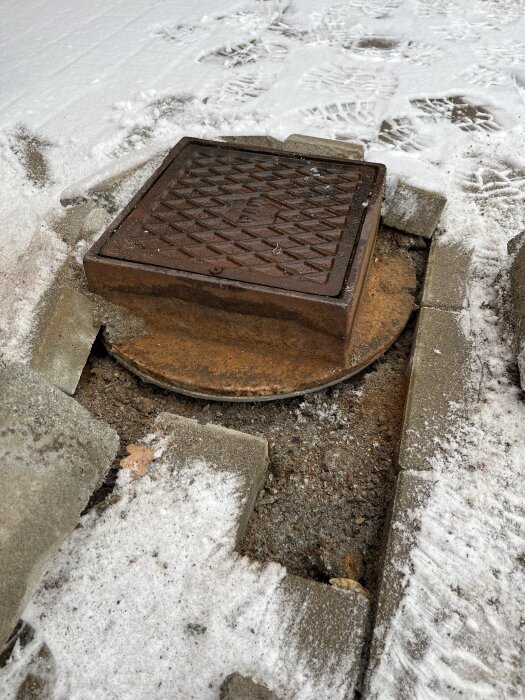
[97,139,380,297]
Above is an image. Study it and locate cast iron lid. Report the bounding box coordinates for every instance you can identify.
[98,138,383,297]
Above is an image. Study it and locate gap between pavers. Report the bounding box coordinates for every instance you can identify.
[0,362,119,651]
[509,234,525,390]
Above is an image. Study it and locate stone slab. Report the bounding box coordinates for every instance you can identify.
[154,413,268,545]
[52,203,112,246]
[282,134,365,160]
[154,414,369,695]
[30,286,100,395]
[422,239,471,311]
[220,673,279,700]
[222,135,282,150]
[510,237,525,390]
[398,306,472,472]
[384,180,447,239]
[278,574,370,693]
[364,471,433,695]
[0,363,119,649]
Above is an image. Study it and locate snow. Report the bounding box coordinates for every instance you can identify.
[1,0,525,696]
[0,449,357,699]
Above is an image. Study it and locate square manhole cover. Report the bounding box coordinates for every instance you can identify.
[91,138,384,299]
[82,137,409,401]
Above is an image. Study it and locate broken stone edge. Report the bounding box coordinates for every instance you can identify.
[0,363,119,650]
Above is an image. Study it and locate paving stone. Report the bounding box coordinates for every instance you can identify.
[222,135,282,150]
[220,673,279,700]
[154,414,370,694]
[278,574,370,690]
[384,180,447,239]
[364,471,433,695]
[398,306,473,472]
[0,363,119,649]
[283,134,364,160]
[422,239,471,311]
[52,203,112,246]
[154,413,268,545]
[510,236,525,390]
[30,286,100,395]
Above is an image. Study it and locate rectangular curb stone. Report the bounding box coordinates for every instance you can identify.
[30,286,101,395]
[154,414,369,696]
[398,306,472,472]
[364,471,433,697]
[0,363,119,649]
[278,575,370,695]
[422,239,471,311]
[154,413,268,546]
[283,134,365,160]
[384,180,446,239]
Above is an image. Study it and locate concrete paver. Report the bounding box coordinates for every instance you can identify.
[0,363,118,650]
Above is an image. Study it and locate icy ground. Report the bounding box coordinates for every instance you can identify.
[1,0,525,697]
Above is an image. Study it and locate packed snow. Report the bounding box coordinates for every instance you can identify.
[1,0,524,697]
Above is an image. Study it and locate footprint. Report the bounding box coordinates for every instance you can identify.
[457,161,525,202]
[344,0,402,19]
[456,65,510,88]
[9,124,52,188]
[473,0,523,26]
[456,159,525,225]
[475,41,525,67]
[431,17,495,42]
[413,0,457,16]
[300,63,398,99]
[198,38,288,68]
[376,117,430,152]
[206,71,276,104]
[299,101,378,139]
[339,36,442,66]
[411,96,500,133]
[155,23,207,46]
[217,0,290,32]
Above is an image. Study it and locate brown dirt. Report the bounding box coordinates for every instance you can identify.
[75,228,427,595]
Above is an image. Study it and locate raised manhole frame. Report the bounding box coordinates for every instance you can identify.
[85,138,385,362]
[83,137,416,400]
